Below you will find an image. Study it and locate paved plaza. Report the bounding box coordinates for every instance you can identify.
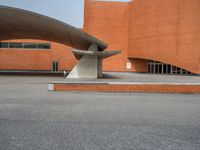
[0,74,200,150]
[52,72,200,84]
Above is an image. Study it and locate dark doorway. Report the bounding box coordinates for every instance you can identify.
[52,61,58,72]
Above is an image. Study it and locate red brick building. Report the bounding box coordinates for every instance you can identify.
[0,0,200,75]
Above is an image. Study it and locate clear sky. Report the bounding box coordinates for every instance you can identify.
[0,0,132,28]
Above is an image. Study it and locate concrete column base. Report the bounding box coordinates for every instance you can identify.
[67,44,121,79]
[67,55,100,79]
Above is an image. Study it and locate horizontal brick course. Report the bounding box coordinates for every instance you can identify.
[53,83,200,94]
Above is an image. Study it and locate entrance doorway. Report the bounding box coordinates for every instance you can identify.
[147,60,193,75]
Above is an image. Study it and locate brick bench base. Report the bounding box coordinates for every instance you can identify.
[48,83,200,94]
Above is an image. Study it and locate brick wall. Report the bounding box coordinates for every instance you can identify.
[84,0,200,74]
[84,0,147,72]
[0,39,76,71]
[128,0,200,74]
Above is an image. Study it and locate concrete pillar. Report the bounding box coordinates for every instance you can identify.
[97,56,103,78]
[66,43,121,79]
[67,54,98,79]
[67,44,99,79]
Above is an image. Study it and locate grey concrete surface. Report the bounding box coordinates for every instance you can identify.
[0,75,200,150]
[64,72,200,84]
[67,44,120,79]
[67,54,99,79]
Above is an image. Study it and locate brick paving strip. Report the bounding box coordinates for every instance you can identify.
[49,82,200,94]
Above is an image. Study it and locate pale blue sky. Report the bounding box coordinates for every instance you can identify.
[0,0,132,28]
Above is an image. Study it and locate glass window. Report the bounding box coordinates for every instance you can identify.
[0,42,9,48]
[172,66,177,74]
[159,64,162,74]
[155,64,159,74]
[38,43,51,49]
[24,43,37,49]
[163,64,167,74]
[150,65,154,74]
[147,60,195,76]
[9,42,23,48]
[182,69,187,75]
[167,65,171,74]
[52,61,58,72]
[177,68,181,74]
[0,42,50,50]
[147,64,151,73]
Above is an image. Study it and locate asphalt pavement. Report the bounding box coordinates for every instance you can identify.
[0,75,200,150]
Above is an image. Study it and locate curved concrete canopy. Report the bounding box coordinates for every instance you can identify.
[0,5,108,50]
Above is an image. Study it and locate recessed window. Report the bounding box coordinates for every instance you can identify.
[52,61,59,72]
[0,42,9,48]
[24,43,37,49]
[0,42,51,50]
[147,60,194,76]
[9,42,23,48]
[38,43,51,49]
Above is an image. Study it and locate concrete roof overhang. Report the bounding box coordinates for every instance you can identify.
[0,5,108,50]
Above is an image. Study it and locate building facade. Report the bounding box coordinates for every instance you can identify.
[0,0,200,75]
[0,39,76,72]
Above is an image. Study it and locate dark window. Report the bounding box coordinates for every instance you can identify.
[9,42,23,48]
[159,64,162,74]
[147,60,195,76]
[163,64,167,74]
[147,64,150,73]
[172,66,177,74]
[24,43,37,49]
[182,69,187,75]
[0,42,51,50]
[52,61,58,72]
[38,43,51,49]
[151,64,155,74]
[155,64,159,73]
[177,68,181,74]
[0,42,9,48]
